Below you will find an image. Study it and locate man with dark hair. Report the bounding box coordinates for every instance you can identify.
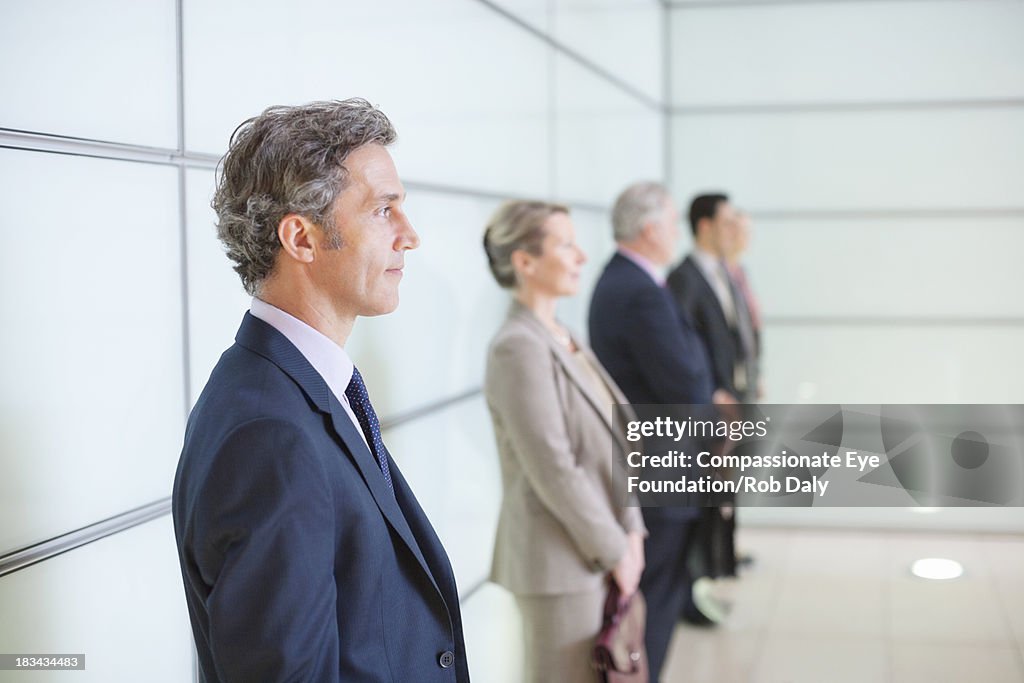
[672,193,757,405]
[668,193,758,578]
[172,99,469,682]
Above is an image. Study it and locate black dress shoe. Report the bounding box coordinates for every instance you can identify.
[735,553,755,570]
[681,602,717,628]
[680,579,726,627]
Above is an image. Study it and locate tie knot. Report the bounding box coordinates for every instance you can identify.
[345,366,368,402]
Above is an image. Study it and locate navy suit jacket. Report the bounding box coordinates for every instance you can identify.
[588,253,716,516]
[173,313,469,683]
[588,253,713,406]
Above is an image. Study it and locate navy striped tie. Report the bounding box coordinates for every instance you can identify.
[344,367,394,492]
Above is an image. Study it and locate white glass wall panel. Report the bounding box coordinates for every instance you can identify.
[347,191,508,419]
[575,206,618,271]
[486,0,550,34]
[383,397,501,593]
[0,518,192,683]
[0,150,183,554]
[671,0,1024,106]
[760,324,1024,404]
[556,55,664,206]
[744,217,1024,319]
[460,583,523,683]
[184,168,251,407]
[183,0,551,197]
[0,0,178,147]
[670,108,1024,211]
[554,0,664,103]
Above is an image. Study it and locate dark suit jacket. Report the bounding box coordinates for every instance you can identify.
[588,252,715,517]
[589,253,713,406]
[666,255,747,402]
[173,313,469,683]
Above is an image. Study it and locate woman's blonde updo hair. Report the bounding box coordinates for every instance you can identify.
[483,200,570,289]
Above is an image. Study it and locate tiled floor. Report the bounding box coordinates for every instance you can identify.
[662,527,1024,683]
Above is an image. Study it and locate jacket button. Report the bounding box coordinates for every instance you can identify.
[438,650,455,668]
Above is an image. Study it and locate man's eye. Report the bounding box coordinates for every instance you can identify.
[378,206,392,217]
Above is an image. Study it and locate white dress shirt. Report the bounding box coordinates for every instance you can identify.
[249,297,370,449]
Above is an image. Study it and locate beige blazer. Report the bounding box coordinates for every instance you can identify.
[485,301,646,596]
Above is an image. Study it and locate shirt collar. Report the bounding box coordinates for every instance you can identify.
[249,297,354,404]
[617,246,667,286]
[691,246,725,280]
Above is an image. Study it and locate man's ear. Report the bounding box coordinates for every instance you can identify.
[277,214,317,264]
[639,218,657,242]
[696,218,710,241]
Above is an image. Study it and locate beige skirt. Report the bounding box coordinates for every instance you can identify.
[515,586,606,683]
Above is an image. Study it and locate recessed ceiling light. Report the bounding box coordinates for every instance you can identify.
[911,558,963,580]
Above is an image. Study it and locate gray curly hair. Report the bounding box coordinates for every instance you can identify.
[612,181,671,242]
[213,98,397,295]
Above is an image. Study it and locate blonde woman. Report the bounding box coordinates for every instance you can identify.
[483,200,646,683]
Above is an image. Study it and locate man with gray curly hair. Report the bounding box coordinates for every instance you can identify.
[173,99,469,683]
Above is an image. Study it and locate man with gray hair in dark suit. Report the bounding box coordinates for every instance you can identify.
[173,99,469,683]
[589,181,729,681]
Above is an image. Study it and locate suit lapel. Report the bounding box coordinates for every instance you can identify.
[235,313,443,600]
[388,462,459,609]
[579,344,636,455]
[509,303,621,442]
[685,255,732,332]
[324,399,443,597]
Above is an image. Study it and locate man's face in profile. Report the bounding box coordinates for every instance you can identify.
[710,200,738,257]
[724,212,751,260]
[313,143,419,319]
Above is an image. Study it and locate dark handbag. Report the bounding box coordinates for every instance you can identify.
[591,578,649,683]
